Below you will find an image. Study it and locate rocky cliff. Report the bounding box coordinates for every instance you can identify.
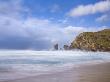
[70,29,110,51]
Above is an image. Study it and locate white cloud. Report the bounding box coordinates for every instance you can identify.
[0,16,27,37]
[68,0,110,17]
[0,0,29,18]
[96,14,110,22]
[24,18,51,28]
[64,26,85,34]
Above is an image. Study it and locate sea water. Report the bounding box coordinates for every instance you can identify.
[0,50,110,81]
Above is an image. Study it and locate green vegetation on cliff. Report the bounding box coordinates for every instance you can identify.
[70,29,110,51]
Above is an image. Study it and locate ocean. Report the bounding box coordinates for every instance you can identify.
[0,50,110,81]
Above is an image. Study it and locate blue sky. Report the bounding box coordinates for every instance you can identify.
[0,0,110,50]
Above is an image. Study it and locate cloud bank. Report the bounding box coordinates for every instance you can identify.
[0,15,88,50]
[68,0,110,17]
[0,16,106,50]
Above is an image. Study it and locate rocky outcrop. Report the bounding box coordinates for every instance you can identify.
[63,45,69,50]
[70,29,110,51]
[54,44,59,50]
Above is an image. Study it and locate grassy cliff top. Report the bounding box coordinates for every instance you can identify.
[70,29,110,51]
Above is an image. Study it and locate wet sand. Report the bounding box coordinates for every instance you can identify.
[2,62,110,82]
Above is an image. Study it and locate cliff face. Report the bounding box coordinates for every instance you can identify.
[70,29,110,51]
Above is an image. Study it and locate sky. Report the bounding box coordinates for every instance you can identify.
[0,0,110,50]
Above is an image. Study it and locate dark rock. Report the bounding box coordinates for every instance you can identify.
[63,45,69,50]
[54,44,58,50]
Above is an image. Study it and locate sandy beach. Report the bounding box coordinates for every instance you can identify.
[3,62,110,82]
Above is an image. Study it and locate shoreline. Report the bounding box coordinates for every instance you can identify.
[3,61,110,82]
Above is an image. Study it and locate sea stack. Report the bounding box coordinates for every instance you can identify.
[54,44,59,50]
